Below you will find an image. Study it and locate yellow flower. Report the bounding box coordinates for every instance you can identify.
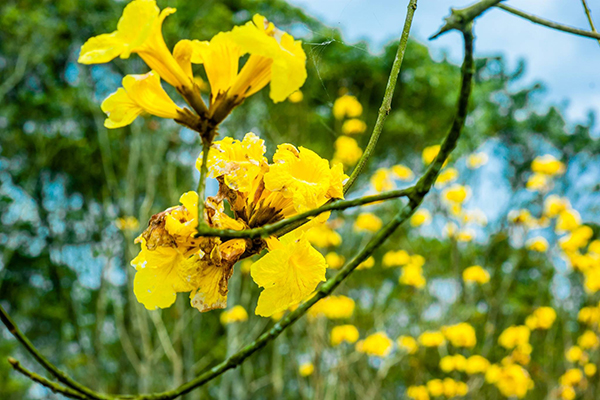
[370,168,393,192]
[79,0,191,89]
[354,213,383,232]
[544,195,570,218]
[265,144,347,213]
[485,364,502,384]
[220,305,248,324]
[418,331,446,347]
[466,355,490,374]
[382,250,411,267]
[498,326,530,349]
[288,90,303,103]
[426,379,444,397]
[391,164,414,181]
[443,322,477,348]
[308,295,355,319]
[508,209,535,227]
[525,236,549,252]
[466,152,489,169]
[531,154,565,176]
[559,385,576,400]
[116,216,140,231]
[333,94,363,119]
[184,14,307,106]
[357,256,375,270]
[560,368,583,386]
[101,71,184,128]
[494,364,534,398]
[333,136,363,166]
[407,385,430,400]
[525,307,556,330]
[410,209,431,227]
[440,354,467,372]
[422,145,440,165]
[325,252,345,269]
[435,167,458,187]
[556,209,581,233]
[566,346,584,363]
[306,224,342,248]
[560,225,593,252]
[584,363,597,376]
[578,330,599,350]
[397,335,419,354]
[526,172,550,192]
[356,332,393,357]
[399,265,426,288]
[342,118,367,135]
[331,325,360,346]
[589,240,600,255]
[579,306,600,326]
[463,265,490,284]
[456,229,475,242]
[462,209,488,226]
[442,184,470,205]
[251,231,326,317]
[299,362,314,377]
[442,378,458,397]
[240,259,253,274]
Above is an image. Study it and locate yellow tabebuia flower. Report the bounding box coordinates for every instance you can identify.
[410,209,431,227]
[325,252,345,269]
[526,173,549,192]
[466,152,489,169]
[559,385,576,400]
[251,231,326,317]
[333,136,363,166]
[391,164,414,181]
[370,168,393,192]
[407,385,430,400]
[397,335,419,354]
[442,184,470,205]
[435,167,458,187]
[440,354,467,373]
[560,225,593,253]
[508,209,535,227]
[356,332,393,357]
[443,322,477,348]
[544,195,570,218]
[101,71,184,128]
[578,330,599,349]
[342,118,367,135]
[422,145,441,165]
[584,363,597,376]
[309,295,355,319]
[493,364,534,398]
[79,0,191,89]
[462,265,490,284]
[532,154,565,176]
[466,355,490,375]
[298,362,314,377]
[331,325,360,346]
[383,250,411,267]
[333,94,363,119]
[525,307,556,330]
[357,256,375,270]
[306,224,342,248]
[579,306,600,326]
[354,213,383,232]
[560,368,583,386]
[288,90,303,103]
[462,208,488,226]
[220,305,248,324]
[399,265,426,288]
[418,331,446,347]
[556,209,582,233]
[116,216,140,231]
[525,236,549,252]
[498,325,530,350]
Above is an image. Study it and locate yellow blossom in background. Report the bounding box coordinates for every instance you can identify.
[391,164,415,181]
[298,362,314,377]
[559,385,576,400]
[560,368,583,386]
[116,216,140,231]
[485,364,502,384]
[531,154,565,176]
[442,184,470,205]
[456,229,475,242]
[287,90,303,103]
[463,265,490,284]
[342,118,367,135]
[508,209,535,227]
[101,71,184,128]
[397,335,419,354]
[411,254,426,268]
[498,325,530,349]
[79,0,192,89]
[440,354,467,372]
[407,385,430,400]
[584,363,597,376]
[333,94,363,119]
[422,145,441,165]
[330,324,360,346]
[493,364,534,398]
[466,152,489,169]
[578,330,599,349]
[325,252,345,269]
[220,305,248,324]
[251,231,326,317]
[309,295,355,319]
[526,173,549,192]
[426,379,444,397]
[354,213,383,232]
[443,322,477,348]
[560,225,593,253]
[544,195,570,218]
[418,331,446,347]
[556,209,581,233]
[435,167,458,187]
[356,332,393,357]
[305,224,342,248]
[565,346,584,363]
[444,222,458,238]
[333,136,363,166]
[589,240,600,255]
[579,306,600,326]
[239,259,253,274]
[411,209,432,227]
[526,236,549,252]
[466,355,491,374]
[383,250,411,267]
[399,265,426,288]
[525,307,556,330]
[357,256,375,270]
[370,168,393,192]
[462,209,488,226]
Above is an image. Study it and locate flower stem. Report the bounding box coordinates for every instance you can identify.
[196,138,211,233]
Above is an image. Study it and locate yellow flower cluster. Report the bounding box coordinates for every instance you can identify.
[356,331,393,357]
[498,325,530,350]
[370,164,416,193]
[466,152,489,169]
[399,254,427,289]
[440,354,467,372]
[354,212,383,232]
[527,154,565,192]
[486,363,534,398]
[397,335,419,354]
[462,265,490,285]
[220,305,248,324]
[330,324,360,346]
[305,223,342,249]
[115,216,140,231]
[418,330,446,347]
[309,295,355,319]
[332,93,367,166]
[298,362,314,377]
[411,209,432,227]
[442,322,477,348]
[425,378,468,398]
[525,307,556,330]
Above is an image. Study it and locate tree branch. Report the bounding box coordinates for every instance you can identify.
[430,0,502,39]
[343,0,418,194]
[496,3,600,41]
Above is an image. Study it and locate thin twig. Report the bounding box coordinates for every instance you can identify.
[343,0,418,194]
[431,0,502,39]
[496,3,600,41]
[580,0,600,47]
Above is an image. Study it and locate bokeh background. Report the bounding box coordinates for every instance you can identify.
[1,0,599,399]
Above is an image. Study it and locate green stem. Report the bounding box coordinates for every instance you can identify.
[343,0,418,194]
[497,3,600,41]
[196,139,211,232]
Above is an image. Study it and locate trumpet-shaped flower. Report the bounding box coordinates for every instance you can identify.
[251,231,326,317]
[101,71,184,128]
[79,0,191,89]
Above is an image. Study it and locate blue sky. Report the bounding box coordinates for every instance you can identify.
[287,0,600,127]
